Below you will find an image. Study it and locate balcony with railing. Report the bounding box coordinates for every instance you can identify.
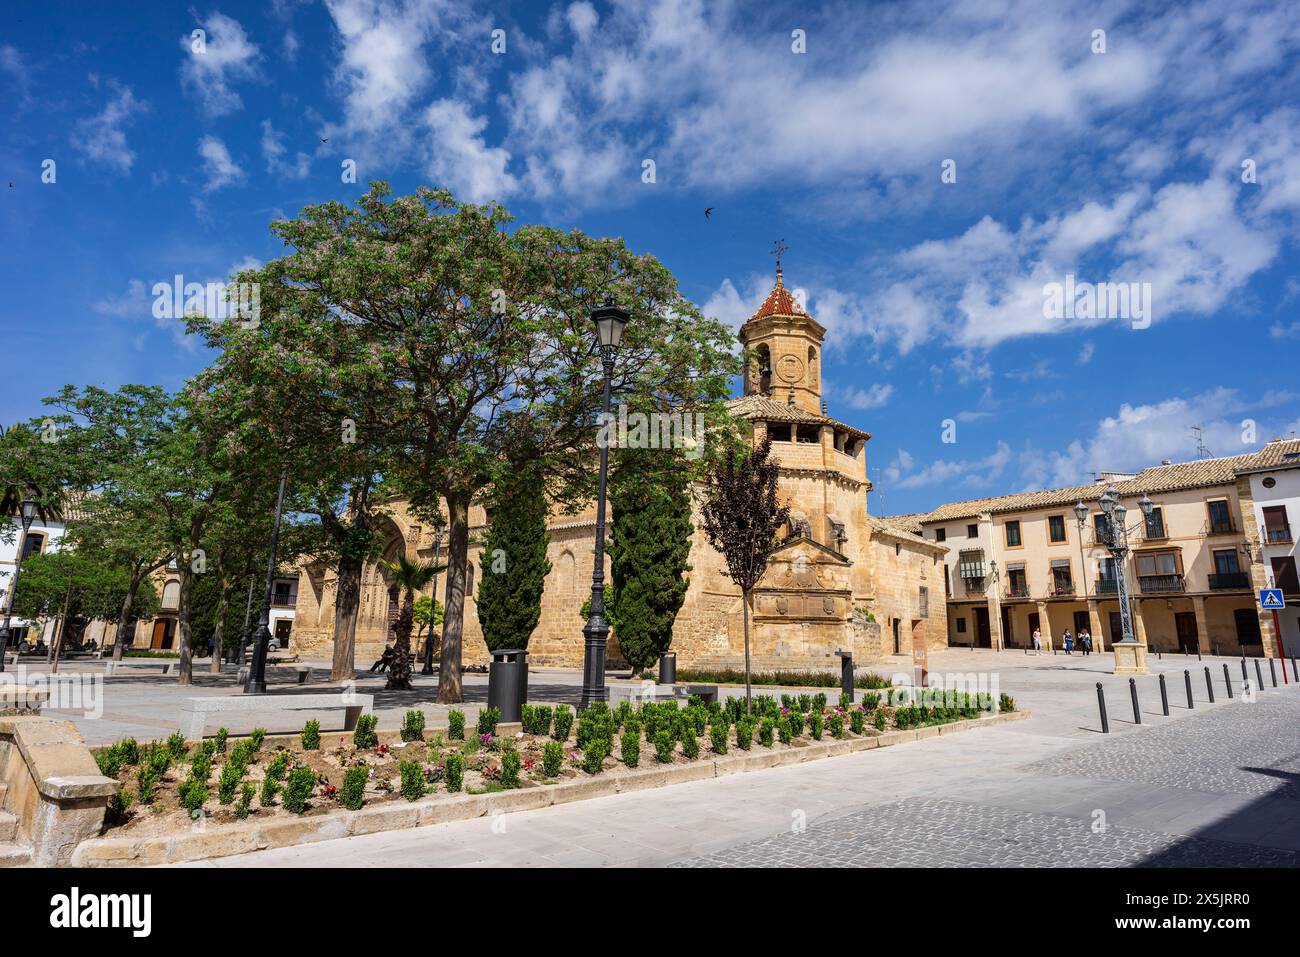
[1004,584,1031,600]
[1208,572,1251,590]
[1206,517,1237,536]
[1048,584,1076,598]
[1095,578,1119,595]
[1264,524,1293,544]
[1139,574,1185,594]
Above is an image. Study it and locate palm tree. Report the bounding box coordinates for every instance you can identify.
[382,555,444,691]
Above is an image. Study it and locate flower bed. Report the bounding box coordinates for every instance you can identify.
[91,691,1015,843]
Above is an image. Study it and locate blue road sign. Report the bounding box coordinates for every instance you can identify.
[1259,589,1285,610]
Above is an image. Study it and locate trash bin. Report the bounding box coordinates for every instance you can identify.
[488,648,526,724]
[659,651,677,685]
[835,650,854,702]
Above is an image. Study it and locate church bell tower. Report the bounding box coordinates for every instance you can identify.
[738,248,827,415]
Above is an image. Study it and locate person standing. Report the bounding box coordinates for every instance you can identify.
[1080,628,1092,656]
[1032,627,1042,655]
[1063,629,1074,654]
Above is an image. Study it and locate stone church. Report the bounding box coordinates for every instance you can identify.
[289,266,948,671]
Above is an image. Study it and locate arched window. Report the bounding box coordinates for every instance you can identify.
[466,562,476,598]
[21,533,44,560]
[757,345,772,394]
[555,550,575,594]
[161,581,180,610]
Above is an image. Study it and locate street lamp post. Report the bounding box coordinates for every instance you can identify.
[245,467,290,695]
[1095,488,1154,674]
[0,492,40,673]
[580,300,628,710]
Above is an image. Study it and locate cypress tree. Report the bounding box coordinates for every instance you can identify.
[478,461,551,652]
[608,449,693,671]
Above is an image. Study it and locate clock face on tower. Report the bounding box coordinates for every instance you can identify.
[777,353,804,383]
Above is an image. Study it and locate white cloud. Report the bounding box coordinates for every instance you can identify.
[566,2,598,41]
[883,441,1013,490]
[260,119,311,178]
[423,99,517,202]
[179,13,259,117]
[842,384,894,410]
[198,135,244,192]
[71,82,146,174]
[93,279,148,317]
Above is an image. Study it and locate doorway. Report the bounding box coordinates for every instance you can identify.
[1000,606,1014,648]
[1234,608,1262,652]
[891,618,901,655]
[150,618,175,650]
[1175,612,1199,654]
[274,619,292,648]
[974,607,991,648]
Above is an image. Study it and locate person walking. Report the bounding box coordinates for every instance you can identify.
[1032,627,1042,655]
[1080,628,1092,656]
[1064,629,1074,654]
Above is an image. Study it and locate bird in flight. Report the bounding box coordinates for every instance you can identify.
[319,136,329,144]
[704,207,714,220]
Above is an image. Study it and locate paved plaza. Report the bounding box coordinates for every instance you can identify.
[69,646,1288,868]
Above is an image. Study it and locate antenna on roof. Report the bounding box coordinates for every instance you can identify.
[1191,424,1212,460]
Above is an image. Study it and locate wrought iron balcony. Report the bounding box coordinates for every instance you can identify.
[1095,579,1119,595]
[1139,574,1185,594]
[1004,584,1030,599]
[1048,584,1076,598]
[1207,518,1237,535]
[1208,572,1250,590]
[1264,525,1293,544]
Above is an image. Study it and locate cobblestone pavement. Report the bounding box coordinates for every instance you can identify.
[671,799,1300,867]
[1026,694,1300,802]
[673,694,1300,867]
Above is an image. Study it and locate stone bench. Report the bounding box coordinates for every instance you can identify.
[104,659,174,676]
[179,692,374,740]
[675,684,720,705]
[608,682,681,706]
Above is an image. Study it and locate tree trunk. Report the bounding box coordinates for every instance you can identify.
[330,554,363,682]
[112,568,142,662]
[437,494,470,704]
[176,559,193,686]
[386,595,414,690]
[49,573,74,674]
[210,576,231,675]
[742,588,752,712]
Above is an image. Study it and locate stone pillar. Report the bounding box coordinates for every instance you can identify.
[1087,599,1105,653]
[987,596,1003,651]
[1192,595,1212,655]
[1036,601,1054,651]
[1132,599,1149,647]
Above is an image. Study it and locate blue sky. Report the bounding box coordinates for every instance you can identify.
[2,0,1299,516]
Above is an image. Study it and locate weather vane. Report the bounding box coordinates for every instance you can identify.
[770,239,788,277]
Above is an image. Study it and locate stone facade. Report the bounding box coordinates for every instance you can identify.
[289,267,948,671]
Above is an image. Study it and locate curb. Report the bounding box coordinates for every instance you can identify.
[71,710,1029,867]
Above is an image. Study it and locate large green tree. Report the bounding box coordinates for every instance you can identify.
[11,550,160,655]
[381,555,443,690]
[477,455,550,653]
[607,449,694,671]
[193,183,737,703]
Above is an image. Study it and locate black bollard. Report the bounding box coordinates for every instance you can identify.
[1097,682,1110,734]
[1159,673,1169,716]
[1255,658,1264,691]
[1197,647,1202,661]
[1205,667,1215,703]
[1184,669,1194,709]
[1292,657,1297,682]
[1269,657,1277,687]
[1241,657,1248,681]
[1158,649,1162,660]
[1222,662,1233,699]
[1129,678,1142,724]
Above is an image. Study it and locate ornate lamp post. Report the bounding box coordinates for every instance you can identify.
[580,299,628,709]
[245,467,290,695]
[1096,488,1154,674]
[0,492,39,673]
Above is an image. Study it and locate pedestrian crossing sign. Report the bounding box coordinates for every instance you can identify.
[1259,589,1285,609]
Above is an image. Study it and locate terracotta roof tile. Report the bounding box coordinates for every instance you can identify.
[726,395,871,440]
[903,438,1300,524]
[752,272,807,320]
